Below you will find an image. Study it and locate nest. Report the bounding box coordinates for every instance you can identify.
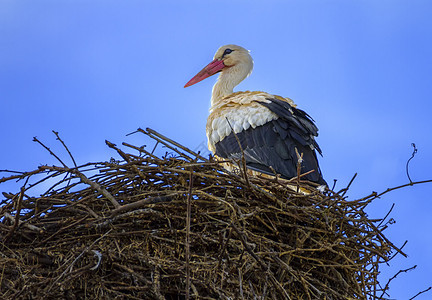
[0,128,407,299]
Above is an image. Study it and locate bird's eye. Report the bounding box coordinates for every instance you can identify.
[223,48,233,57]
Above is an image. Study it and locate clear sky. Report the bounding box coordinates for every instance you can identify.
[1,1,432,298]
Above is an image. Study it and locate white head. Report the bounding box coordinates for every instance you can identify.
[185,44,254,104]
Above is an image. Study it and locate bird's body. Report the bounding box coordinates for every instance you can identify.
[185,45,326,186]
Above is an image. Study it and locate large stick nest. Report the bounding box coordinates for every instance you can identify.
[0,128,407,299]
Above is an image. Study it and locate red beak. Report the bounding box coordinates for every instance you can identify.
[184,59,226,88]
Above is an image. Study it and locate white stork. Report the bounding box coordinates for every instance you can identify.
[185,44,326,186]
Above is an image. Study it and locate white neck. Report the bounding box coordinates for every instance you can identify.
[211,63,252,106]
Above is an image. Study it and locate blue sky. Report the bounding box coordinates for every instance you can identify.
[1,1,432,297]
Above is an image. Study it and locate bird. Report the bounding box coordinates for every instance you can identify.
[184,44,326,187]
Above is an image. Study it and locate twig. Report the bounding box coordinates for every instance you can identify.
[33,136,68,168]
[377,203,395,228]
[0,168,47,184]
[122,142,159,160]
[285,169,315,183]
[143,127,208,162]
[406,143,418,184]
[231,223,290,299]
[185,170,193,300]
[379,265,417,298]
[238,268,244,300]
[0,169,24,175]
[151,141,159,156]
[48,229,112,291]
[52,130,77,168]
[376,179,432,199]
[72,169,120,209]
[110,194,177,216]
[388,240,408,261]
[39,164,121,209]
[331,179,337,191]
[97,208,164,229]
[409,286,432,300]
[39,216,89,245]
[3,212,42,232]
[4,177,28,241]
[152,266,164,300]
[105,140,149,181]
[340,173,357,197]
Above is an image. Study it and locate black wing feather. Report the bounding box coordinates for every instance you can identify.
[214,97,326,185]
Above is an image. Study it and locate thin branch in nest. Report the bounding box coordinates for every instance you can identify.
[3,212,42,233]
[33,136,68,168]
[74,171,119,208]
[238,268,244,300]
[339,173,357,197]
[379,265,417,298]
[110,193,176,217]
[52,130,77,168]
[377,203,395,229]
[331,179,337,191]
[4,177,28,241]
[152,266,164,300]
[376,179,432,199]
[285,169,316,183]
[105,140,129,162]
[151,140,159,156]
[0,168,45,185]
[143,130,192,161]
[388,240,408,261]
[230,223,290,299]
[105,140,148,181]
[406,143,418,184]
[139,127,208,162]
[47,229,112,292]
[185,170,193,300]
[122,142,159,160]
[39,216,89,245]
[409,286,432,300]
[0,169,25,175]
[47,166,121,209]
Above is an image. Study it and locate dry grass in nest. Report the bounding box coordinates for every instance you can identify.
[0,128,428,299]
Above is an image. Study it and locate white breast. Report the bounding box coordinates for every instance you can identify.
[206,93,280,153]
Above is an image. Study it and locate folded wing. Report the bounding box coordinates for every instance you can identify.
[214,97,326,185]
